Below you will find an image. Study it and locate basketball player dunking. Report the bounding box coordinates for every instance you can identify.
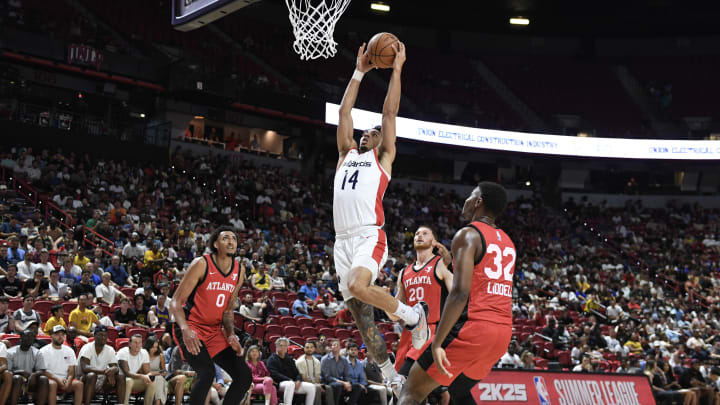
[398,182,515,405]
[393,225,453,377]
[169,226,252,405]
[334,41,428,394]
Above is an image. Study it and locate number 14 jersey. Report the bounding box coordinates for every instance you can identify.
[333,148,390,235]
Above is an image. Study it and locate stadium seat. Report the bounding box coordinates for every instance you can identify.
[534,358,548,369]
[120,287,136,296]
[314,319,329,328]
[126,328,147,339]
[351,330,362,345]
[33,300,53,316]
[300,327,317,339]
[265,325,283,337]
[115,338,129,350]
[297,318,313,327]
[318,328,335,338]
[283,326,301,336]
[384,332,399,343]
[279,316,295,326]
[335,329,351,341]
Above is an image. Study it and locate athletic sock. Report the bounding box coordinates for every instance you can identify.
[379,359,399,381]
[393,301,420,326]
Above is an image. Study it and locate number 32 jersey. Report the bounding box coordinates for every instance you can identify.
[466,221,516,326]
[333,148,390,235]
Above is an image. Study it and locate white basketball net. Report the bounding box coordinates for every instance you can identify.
[285,0,351,60]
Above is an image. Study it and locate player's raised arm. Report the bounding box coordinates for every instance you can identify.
[431,227,481,377]
[378,41,406,172]
[169,256,205,355]
[337,44,374,163]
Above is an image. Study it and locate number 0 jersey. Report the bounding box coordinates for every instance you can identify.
[400,255,447,324]
[465,221,516,325]
[333,148,390,235]
[183,254,239,327]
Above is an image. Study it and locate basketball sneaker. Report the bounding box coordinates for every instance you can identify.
[409,301,430,350]
[390,373,406,399]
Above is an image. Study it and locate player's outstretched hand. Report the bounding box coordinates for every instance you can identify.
[392,41,406,70]
[182,327,202,355]
[432,240,452,266]
[356,43,374,73]
[432,344,453,378]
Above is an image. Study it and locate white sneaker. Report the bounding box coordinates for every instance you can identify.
[410,301,430,350]
[390,374,406,399]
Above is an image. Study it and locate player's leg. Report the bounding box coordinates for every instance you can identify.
[173,325,217,405]
[212,346,252,405]
[446,373,480,405]
[397,362,440,405]
[398,358,415,378]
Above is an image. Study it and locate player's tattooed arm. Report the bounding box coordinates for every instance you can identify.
[346,298,388,364]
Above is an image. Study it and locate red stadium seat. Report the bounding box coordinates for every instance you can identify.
[314,319,329,328]
[557,351,572,367]
[265,325,283,337]
[384,332,399,343]
[288,336,305,346]
[317,328,335,338]
[1,334,19,347]
[33,301,53,316]
[233,313,244,330]
[120,287,136,297]
[275,300,290,309]
[106,327,119,347]
[115,338,129,350]
[301,327,317,339]
[296,318,313,327]
[126,328,147,340]
[279,316,295,326]
[351,330,362,345]
[283,326,300,336]
[534,357,548,369]
[335,329,351,341]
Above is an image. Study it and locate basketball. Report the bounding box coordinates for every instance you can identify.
[367,32,399,69]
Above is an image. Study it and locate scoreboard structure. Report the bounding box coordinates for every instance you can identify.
[172,0,261,31]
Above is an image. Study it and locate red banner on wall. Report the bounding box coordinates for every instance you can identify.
[468,369,655,405]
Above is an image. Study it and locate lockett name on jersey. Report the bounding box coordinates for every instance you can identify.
[206,281,236,292]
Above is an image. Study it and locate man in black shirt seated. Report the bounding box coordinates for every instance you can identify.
[22,269,48,299]
[112,297,136,337]
[0,264,23,298]
[72,271,97,302]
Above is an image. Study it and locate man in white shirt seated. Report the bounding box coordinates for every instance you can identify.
[34,249,55,277]
[314,294,339,319]
[39,325,84,405]
[95,273,126,306]
[8,329,49,405]
[46,270,71,302]
[497,340,522,369]
[117,333,163,405]
[16,255,35,282]
[79,325,124,402]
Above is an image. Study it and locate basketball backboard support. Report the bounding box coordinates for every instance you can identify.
[172,0,261,31]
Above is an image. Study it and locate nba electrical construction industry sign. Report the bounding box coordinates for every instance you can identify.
[471,370,655,405]
[326,103,720,160]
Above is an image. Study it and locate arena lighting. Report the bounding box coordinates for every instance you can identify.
[370,2,390,12]
[510,17,530,25]
[325,102,720,160]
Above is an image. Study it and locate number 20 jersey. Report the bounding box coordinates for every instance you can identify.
[333,148,390,235]
[465,221,516,326]
[401,255,446,324]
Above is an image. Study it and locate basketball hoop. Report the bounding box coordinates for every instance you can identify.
[285,0,351,60]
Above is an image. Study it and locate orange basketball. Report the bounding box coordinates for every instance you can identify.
[367,32,399,69]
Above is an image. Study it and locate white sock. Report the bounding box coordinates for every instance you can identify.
[379,359,399,381]
[393,301,419,326]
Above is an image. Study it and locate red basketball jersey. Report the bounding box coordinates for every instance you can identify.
[184,254,240,327]
[465,221,515,325]
[401,255,447,324]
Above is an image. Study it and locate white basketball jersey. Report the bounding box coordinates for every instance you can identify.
[333,148,390,234]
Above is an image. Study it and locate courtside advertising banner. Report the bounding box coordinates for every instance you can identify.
[467,369,655,405]
[325,102,720,160]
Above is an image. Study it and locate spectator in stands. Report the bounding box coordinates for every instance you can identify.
[0,264,23,298]
[143,336,169,405]
[6,237,25,264]
[133,294,150,328]
[106,255,132,287]
[148,293,170,329]
[239,293,264,323]
[33,227,54,251]
[17,254,34,281]
[72,270,97,301]
[44,305,66,336]
[0,220,21,239]
[246,344,278,405]
[251,263,271,291]
[35,249,54,277]
[573,354,595,373]
[269,268,285,291]
[41,325,85,405]
[647,359,696,405]
[8,329,49,405]
[292,292,311,319]
[95,272,125,306]
[363,350,390,405]
[138,282,157,307]
[299,277,319,303]
[22,269,47,299]
[314,294,338,320]
[267,337,315,405]
[321,339,360,405]
[73,250,90,270]
[344,342,368,405]
[679,360,717,405]
[46,269,71,302]
[0,297,12,334]
[78,325,124,404]
[520,351,535,370]
[13,296,41,333]
[113,297,136,334]
[0,245,9,274]
[167,345,196,404]
[335,305,353,328]
[497,340,522,369]
[121,233,145,264]
[59,260,80,286]
[117,334,162,405]
[296,340,334,405]
[143,243,165,275]
[69,294,99,341]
